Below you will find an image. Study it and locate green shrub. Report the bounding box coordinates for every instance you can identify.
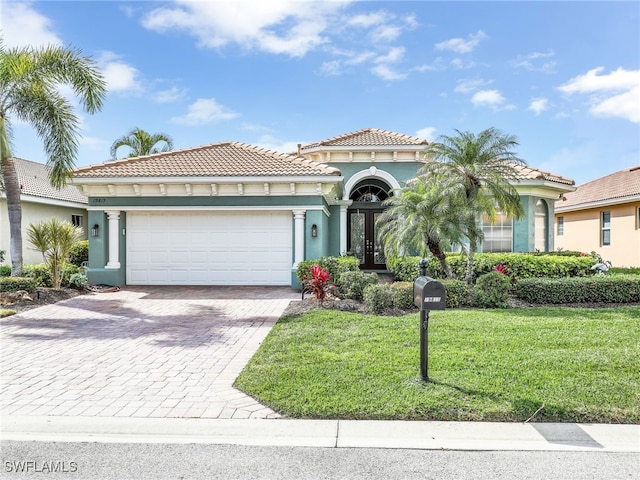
[387,256,436,282]
[338,271,379,300]
[23,264,52,287]
[363,283,393,314]
[62,264,80,287]
[389,282,414,310]
[441,279,472,308]
[297,256,359,286]
[69,273,87,288]
[0,276,37,293]
[610,267,640,275]
[474,271,512,308]
[388,253,598,282]
[68,240,89,267]
[0,250,4,263]
[514,275,640,304]
[0,265,11,277]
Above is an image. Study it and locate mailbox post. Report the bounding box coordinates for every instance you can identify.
[414,261,446,382]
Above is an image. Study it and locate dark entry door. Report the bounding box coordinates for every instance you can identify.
[348,208,386,269]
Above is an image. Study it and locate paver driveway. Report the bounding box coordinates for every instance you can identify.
[0,286,298,419]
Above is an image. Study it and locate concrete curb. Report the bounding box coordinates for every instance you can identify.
[1,416,638,452]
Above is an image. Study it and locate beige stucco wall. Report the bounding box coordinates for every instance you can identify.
[0,200,87,266]
[555,201,640,267]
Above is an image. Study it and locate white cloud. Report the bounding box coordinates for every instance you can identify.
[154,86,187,104]
[371,64,406,81]
[347,11,388,28]
[371,24,402,43]
[142,0,348,58]
[471,89,506,107]
[454,79,490,94]
[416,127,436,141]
[590,85,640,122]
[513,50,556,73]
[529,98,549,116]
[97,52,143,93]
[558,67,638,93]
[374,46,405,64]
[413,57,446,73]
[558,67,640,122]
[435,30,487,54]
[171,98,238,125]
[450,58,476,69]
[1,1,62,48]
[254,134,301,154]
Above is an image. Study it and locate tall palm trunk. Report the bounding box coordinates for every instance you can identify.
[464,212,477,285]
[426,238,452,278]
[0,118,23,276]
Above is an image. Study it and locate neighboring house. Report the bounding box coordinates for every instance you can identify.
[555,166,640,267]
[0,158,88,265]
[71,128,575,288]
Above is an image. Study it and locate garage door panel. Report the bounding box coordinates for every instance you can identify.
[127,212,292,285]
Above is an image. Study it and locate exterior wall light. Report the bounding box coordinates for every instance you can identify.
[91,224,100,237]
[311,224,318,238]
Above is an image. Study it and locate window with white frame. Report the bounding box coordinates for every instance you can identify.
[557,216,564,236]
[71,214,83,228]
[601,211,611,246]
[481,212,513,252]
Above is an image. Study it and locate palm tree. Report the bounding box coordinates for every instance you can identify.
[377,175,468,279]
[0,40,106,276]
[110,128,173,159]
[420,128,526,284]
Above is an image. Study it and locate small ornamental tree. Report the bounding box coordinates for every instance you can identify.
[27,218,83,289]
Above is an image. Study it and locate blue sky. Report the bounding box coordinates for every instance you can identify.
[3,0,639,186]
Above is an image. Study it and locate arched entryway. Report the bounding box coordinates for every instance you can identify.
[347,178,391,269]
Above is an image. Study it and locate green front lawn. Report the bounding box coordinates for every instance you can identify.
[235,307,640,423]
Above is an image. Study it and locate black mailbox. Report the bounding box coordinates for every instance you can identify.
[414,276,446,311]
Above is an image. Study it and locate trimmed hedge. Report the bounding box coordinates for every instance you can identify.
[389,282,414,310]
[338,270,379,300]
[68,240,89,267]
[514,275,640,304]
[474,272,512,308]
[0,277,37,293]
[363,283,393,314]
[296,256,360,286]
[441,279,472,308]
[23,263,81,288]
[389,253,598,282]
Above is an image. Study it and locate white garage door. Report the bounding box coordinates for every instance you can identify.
[126,211,292,285]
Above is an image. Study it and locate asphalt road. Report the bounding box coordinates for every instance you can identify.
[1,441,637,480]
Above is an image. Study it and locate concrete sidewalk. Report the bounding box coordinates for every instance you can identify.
[1,416,638,452]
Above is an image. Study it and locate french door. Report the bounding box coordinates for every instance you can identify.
[347,208,386,269]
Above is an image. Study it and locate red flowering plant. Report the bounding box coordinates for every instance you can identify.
[302,264,335,305]
[493,263,517,286]
[494,264,509,275]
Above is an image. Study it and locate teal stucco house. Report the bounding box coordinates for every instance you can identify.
[71,128,575,288]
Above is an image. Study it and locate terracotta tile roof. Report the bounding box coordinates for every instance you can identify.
[73,142,341,178]
[555,166,640,209]
[512,163,575,186]
[302,128,429,149]
[5,157,87,204]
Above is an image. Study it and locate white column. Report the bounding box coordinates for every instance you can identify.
[292,210,306,268]
[337,200,352,255]
[105,210,121,269]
